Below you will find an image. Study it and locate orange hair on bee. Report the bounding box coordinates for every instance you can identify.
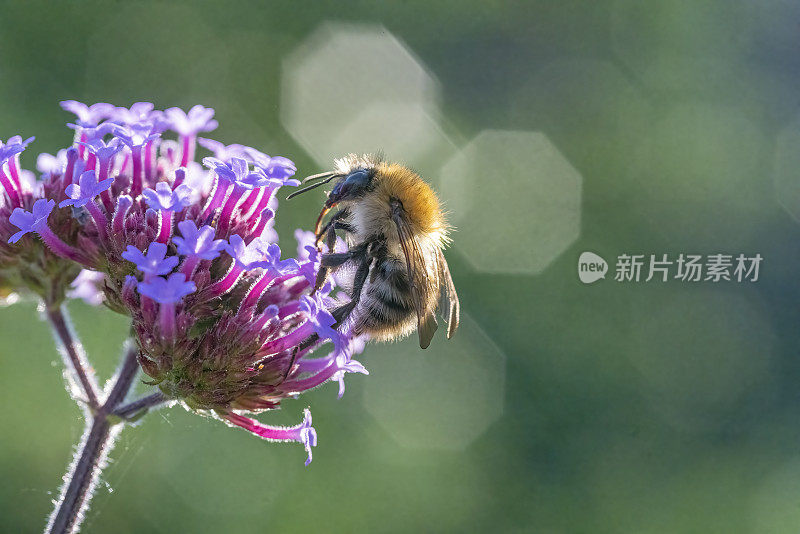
[371,163,450,243]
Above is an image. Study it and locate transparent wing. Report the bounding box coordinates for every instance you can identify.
[391,200,438,349]
[436,248,460,339]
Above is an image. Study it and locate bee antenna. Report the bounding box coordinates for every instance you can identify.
[302,171,337,184]
[286,174,340,200]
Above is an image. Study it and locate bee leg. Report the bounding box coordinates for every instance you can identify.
[312,214,353,294]
[314,208,350,248]
[312,225,337,293]
[296,256,372,352]
[278,347,299,384]
[330,255,373,327]
[334,221,354,233]
[320,243,367,268]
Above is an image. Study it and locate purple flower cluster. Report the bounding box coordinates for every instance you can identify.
[0,102,368,464]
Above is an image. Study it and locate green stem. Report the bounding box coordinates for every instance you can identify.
[46,343,141,534]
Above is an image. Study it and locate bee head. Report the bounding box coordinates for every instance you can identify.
[286,155,378,203]
[325,168,373,206]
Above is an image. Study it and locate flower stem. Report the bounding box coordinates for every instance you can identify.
[45,304,101,411]
[46,416,116,534]
[112,391,167,419]
[46,344,141,534]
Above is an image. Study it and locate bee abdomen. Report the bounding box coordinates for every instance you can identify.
[354,260,416,340]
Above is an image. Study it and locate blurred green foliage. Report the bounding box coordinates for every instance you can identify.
[3,1,800,532]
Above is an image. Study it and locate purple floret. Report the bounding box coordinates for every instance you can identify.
[197,138,250,161]
[262,242,300,273]
[259,156,299,182]
[112,123,160,149]
[0,135,35,150]
[137,272,196,304]
[122,242,179,277]
[36,149,69,175]
[332,351,369,399]
[60,100,114,127]
[60,170,114,208]
[8,198,54,243]
[225,234,272,270]
[300,294,343,351]
[173,220,226,260]
[78,138,123,163]
[164,105,218,136]
[142,182,194,212]
[109,102,155,124]
[202,157,269,190]
[0,143,24,165]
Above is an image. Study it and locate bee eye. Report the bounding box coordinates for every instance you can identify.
[343,169,370,189]
[331,169,371,201]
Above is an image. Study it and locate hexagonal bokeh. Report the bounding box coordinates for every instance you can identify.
[439,130,582,275]
[323,101,456,176]
[774,116,800,222]
[281,23,442,168]
[363,311,505,450]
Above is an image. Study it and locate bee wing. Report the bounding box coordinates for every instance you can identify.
[391,202,438,349]
[436,249,460,339]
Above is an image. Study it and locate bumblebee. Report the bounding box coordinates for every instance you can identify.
[288,154,459,348]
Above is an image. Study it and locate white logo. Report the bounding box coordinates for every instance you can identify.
[578,252,608,284]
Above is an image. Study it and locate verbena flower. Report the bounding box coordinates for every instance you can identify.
[122,242,179,278]
[60,170,114,208]
[0,101,369,464]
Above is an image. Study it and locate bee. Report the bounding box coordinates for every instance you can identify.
[287,154,459,348]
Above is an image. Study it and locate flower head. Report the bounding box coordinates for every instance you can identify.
[0,101,370,465]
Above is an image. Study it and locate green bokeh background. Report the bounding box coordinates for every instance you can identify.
[3,1,800,532]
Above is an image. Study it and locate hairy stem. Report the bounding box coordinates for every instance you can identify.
[46,344,141,534]
[45,304,101,411]
[113,391,167,420]
[45,416,117,534]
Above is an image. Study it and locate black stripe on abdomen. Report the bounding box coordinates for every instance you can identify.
[358,260,415,333]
